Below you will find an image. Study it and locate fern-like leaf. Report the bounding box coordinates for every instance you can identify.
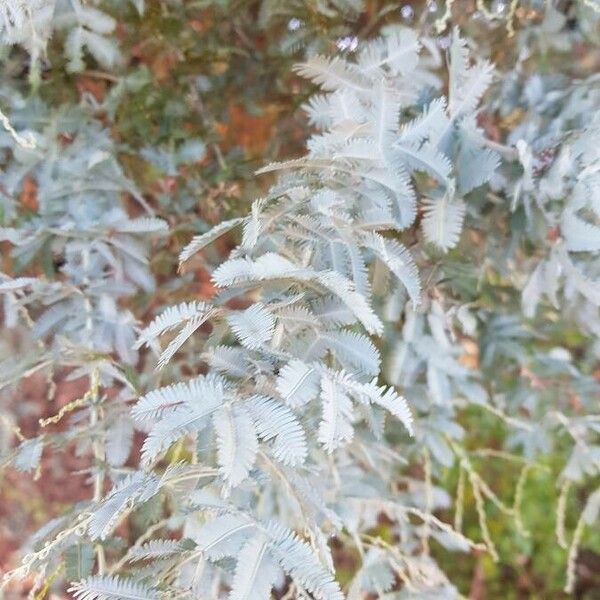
[323,330,380,376]
[179,218,245,264]
[135,301,210,349]
[128,539,185,561]
[245,395,308,465]
[229,534,279,600]
[363,233,421,307]
[561,210,600,252]
[137,374,228,464]
[276,359,320,407]
[448,29,493,119]
[194,515,255,560]
[266,522,345,600]
[358,28,420,76]
[400,98,449,145]
[293,56,370,92]
[422,196,466,252]
[113,217,168,233]
[227,303,276,349]
[214,405,258,488]
[318,375,354,452]
[68,575,160,600]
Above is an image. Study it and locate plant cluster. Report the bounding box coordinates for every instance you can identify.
[0,1,599,599]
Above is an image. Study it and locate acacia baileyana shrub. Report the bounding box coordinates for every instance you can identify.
[1,2,599,599]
